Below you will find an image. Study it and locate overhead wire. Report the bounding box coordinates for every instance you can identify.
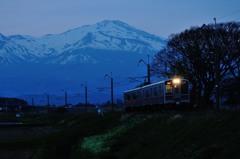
[216,9,240,22]
[217,9,240,20]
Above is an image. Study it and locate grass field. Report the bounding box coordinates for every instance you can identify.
[0,110,240,159]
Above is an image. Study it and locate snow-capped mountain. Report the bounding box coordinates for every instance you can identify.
[0,20,166,65]
[0,20,167,104]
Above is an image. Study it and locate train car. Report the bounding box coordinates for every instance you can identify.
[124,77,190,111]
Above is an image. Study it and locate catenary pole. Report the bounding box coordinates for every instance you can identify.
[105,73,114,111]
[138,55,151,84]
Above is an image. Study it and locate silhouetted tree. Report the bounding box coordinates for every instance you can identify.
[151,22,240,106]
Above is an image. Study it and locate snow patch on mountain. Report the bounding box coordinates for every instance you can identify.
[0,20,166,64]
[0,20,167,103]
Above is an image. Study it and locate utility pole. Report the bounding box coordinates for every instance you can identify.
[138,55,150,84]
[214,17,220,109]
[105,73,114,111]
[61,89,68,107]
[47,94,50,107]
[29,96,35,113]
[81,82,88,112]
[64,91,68,107]
[31,97,34,106]
[45,93,50,112]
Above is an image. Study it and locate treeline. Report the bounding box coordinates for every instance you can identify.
[0,97,28,107]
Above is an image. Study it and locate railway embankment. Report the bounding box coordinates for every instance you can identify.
[0,110,239,159]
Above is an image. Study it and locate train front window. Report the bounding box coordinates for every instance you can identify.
[174,85,179,93]
[181,80,189,94]
[166,85,173,94]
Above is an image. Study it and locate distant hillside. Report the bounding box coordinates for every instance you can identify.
[0,20,167,104]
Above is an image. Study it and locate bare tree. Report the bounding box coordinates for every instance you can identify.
[151,22,240,106]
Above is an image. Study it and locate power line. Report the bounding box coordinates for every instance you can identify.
[217,9,240,21]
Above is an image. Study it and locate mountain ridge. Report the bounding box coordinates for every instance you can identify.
[0,20,167,104]
[0,20,166,64]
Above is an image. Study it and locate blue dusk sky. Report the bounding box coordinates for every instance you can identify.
[0,0,240,38]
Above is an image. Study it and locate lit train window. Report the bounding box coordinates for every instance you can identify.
[166,85,173,93]
[175,85,179,93]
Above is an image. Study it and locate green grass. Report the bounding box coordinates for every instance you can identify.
[109,111,240,159]
[71,111,240,159]
[1,111,240,159]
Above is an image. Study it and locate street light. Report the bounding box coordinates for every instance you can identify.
[105,73,114,111]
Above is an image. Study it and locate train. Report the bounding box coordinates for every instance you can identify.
[124,77,190,111]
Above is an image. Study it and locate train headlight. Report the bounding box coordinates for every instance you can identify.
[172,78,181,85]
